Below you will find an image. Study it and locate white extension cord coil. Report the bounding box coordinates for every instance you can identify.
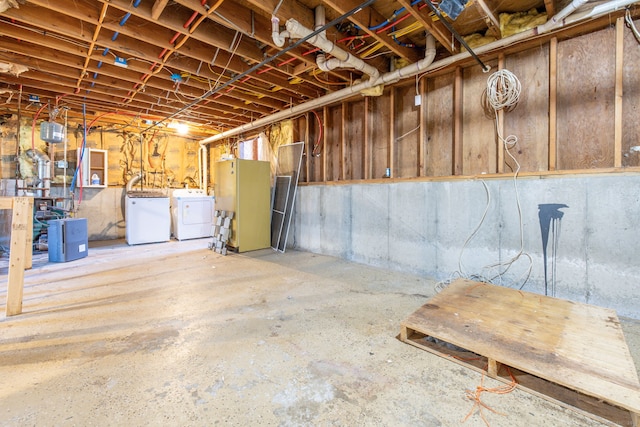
[486,69,521,113]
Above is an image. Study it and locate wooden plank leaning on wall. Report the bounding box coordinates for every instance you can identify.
[1,197,34,316]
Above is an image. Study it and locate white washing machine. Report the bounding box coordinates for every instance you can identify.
[171,189,215,240]
[125,192,171,245]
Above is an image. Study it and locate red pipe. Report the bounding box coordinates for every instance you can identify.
[302,47,321,56]
[183,11,199,28]
[278,57,296,67]
[375,11,412,34]
[169,31,181,44]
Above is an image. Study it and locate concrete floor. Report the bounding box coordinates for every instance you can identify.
[1,239,639,427]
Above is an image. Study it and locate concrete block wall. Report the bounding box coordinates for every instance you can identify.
[292,174,640,319]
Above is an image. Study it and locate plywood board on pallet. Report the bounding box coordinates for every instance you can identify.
[504,45,550,172]
[344,100,365,180]
[368,93,391,180]
[394,85,420,178]
[622,17,640,167]
[462,61,498,175]
[400,278,640,426]
[557,27,615,170]
[426,74,454,176]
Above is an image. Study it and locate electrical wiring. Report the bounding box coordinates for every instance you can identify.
[481,69,532,288]
[312,71,349,86]
[626,8,640,44]
[485,69,521,113]
[435,69,532,294]
[396,125,420,141]
[311,110,323,157]
[358,41,385,59]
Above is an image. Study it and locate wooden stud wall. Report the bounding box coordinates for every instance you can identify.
[394,85,420,178]
[462,60,498,176]
[622,17,640,168]
[557,27,616,170]
[370,94,391,180]
[505,45,550,172]
[425,74,455,176]
[294,24,640,183]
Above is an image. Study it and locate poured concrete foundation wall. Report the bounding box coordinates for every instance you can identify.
[292,174,640,319]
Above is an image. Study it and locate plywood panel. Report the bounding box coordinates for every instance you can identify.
[557,27,615,170]
[344,100,365,180]
[462,61,498,175]
[369,92,391,179]
[504,45,550,172]
[394,85,420,178]
[622,17,640,167]
[400,279,640,425]
[326,105,343,181]
[426,73,454,176]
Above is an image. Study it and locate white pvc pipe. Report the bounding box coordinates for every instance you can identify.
[537,0,589,33]
[201,34,436,146]
[202,0,638,148]
[271,16,289,47]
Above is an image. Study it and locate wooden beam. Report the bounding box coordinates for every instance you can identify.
[323,106,329,182]
[453,67,463,175]
[543,0,556,20]
[322,0,420,63]
[304,113,310,183]
[151,0,171,20]
[615,16,624,168]
[6,197,33,317]
[475,0,501,39]
[389,88,396,178]
[549,38,557,171]
[364,97,371,180]
[418,77,426,177]
[395,0,458,53]
[341,102,347,181]
[497,54,505,174]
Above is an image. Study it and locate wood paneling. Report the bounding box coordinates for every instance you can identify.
[326,105,343,181]
[394,85,420,178]
[344,100,365,180]
[426,74,455,176]
[504,44,550,172]
[557,27,615,170]
[462,61,498,175]
[622,17,640,167]
[369,93,391,180]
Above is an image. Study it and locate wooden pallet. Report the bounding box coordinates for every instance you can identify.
[400,279,640,427]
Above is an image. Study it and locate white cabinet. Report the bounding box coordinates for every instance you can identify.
[77,148,107,188]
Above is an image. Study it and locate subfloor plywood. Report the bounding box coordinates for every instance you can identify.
[400,278,640,426]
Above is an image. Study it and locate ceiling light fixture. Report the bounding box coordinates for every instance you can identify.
[168,121,189,135]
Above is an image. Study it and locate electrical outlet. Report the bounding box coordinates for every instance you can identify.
[414,95,422,106]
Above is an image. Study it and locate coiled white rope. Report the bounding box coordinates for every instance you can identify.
[486,69,521,113]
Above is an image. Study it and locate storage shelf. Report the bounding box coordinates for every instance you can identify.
[78,148,108,188]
